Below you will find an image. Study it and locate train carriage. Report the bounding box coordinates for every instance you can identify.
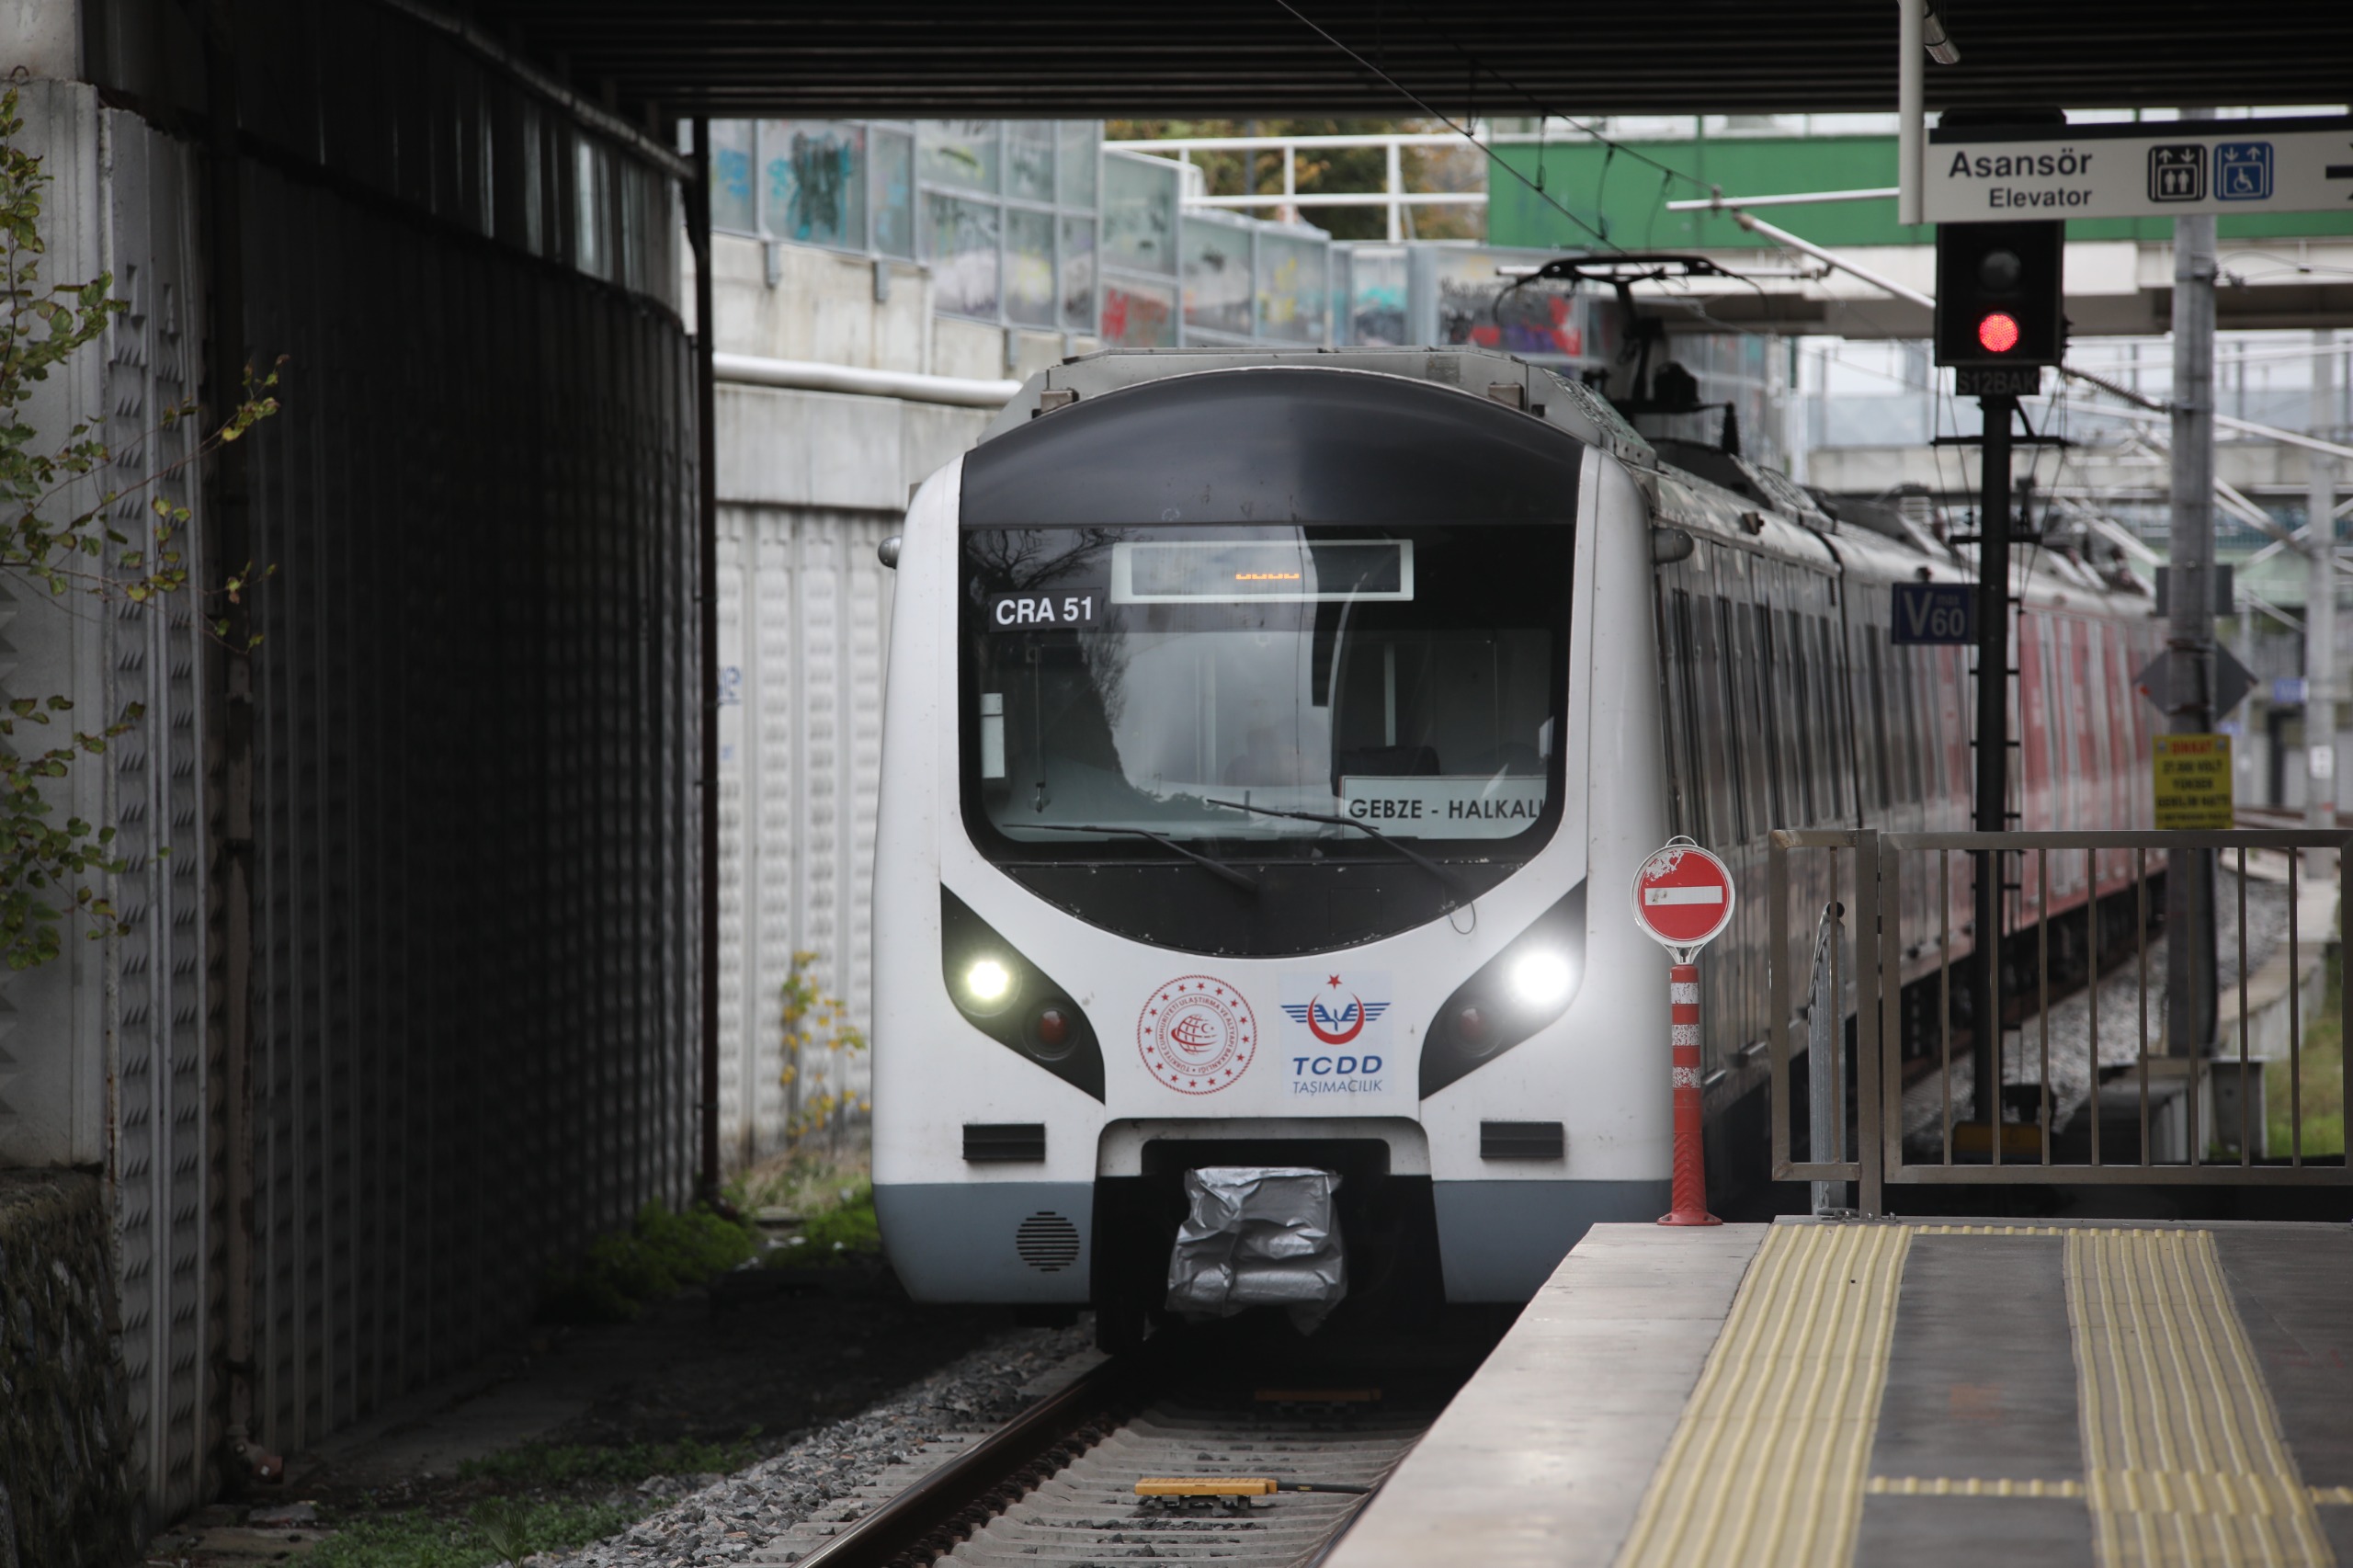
[867,346,2157,1343]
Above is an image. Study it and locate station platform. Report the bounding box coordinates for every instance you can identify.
[1327,1218,2353,1567]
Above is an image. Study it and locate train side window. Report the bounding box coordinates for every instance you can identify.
[1785,603,1818,824]
[1751,602,1787,832]
[1715,595,1755,842]
[2112,627,2141,819]
[1840,616,1859,818]
[1807,612,1833,824]
[2085,622,2113,802]
[1664,588,1708,843]
[1654,586,1685,835]
[1816,613,1847,824]
[2054,619,2081,825]
[1932,646,1962,809]
[2089,621,2108,824]
[1807,612,1835,824]
[1865,639,1893,810]
[1895,646,1926,805]
[2030,611,2059,825]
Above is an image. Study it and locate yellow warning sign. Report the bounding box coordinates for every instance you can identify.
[2153,733,2234,829]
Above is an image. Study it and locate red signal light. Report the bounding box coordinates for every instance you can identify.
[1977,312,2021,354]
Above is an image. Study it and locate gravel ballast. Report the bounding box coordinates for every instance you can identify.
[1895,865,2299,1140]
[551,1323,1097,1566]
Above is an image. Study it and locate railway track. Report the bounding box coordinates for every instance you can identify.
[760,1333,1468,1568]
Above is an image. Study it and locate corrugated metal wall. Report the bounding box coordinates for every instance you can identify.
[102,107,219,1522]
[233,168,698,1456]
[77,0,704,1493]
[715,506,896,1170]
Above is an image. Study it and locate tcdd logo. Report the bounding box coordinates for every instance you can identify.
[1280,989,1391,1045]
[1280,971,1392,1095]
[1292,1052,1383,1076]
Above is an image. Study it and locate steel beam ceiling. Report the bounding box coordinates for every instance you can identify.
[455,3,2353,120]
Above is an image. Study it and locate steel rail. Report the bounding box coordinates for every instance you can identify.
[791,1354,1148,1568]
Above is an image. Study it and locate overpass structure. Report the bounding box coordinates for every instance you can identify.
[0,0,2348,1551]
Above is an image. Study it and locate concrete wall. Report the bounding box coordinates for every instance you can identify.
[693,232,1074,382]
[717,383,986,513]
[703,222,1078,1168]
[0,1171,139,1566]
[706,374,975,1174]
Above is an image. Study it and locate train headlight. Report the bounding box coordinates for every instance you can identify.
[1509,951,1574,1007]
[1423,887,1584,1098]
[942,888,1105,1096]
[961,958,1017,1013]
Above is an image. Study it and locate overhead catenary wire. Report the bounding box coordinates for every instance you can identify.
[1267,0,1619,251]
[1274,0,2325,541]
[1393,1,1717,209]
[1267,4,1949,387]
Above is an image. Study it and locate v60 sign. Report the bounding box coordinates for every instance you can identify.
[1892,582,1975,646]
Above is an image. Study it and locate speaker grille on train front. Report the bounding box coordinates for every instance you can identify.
[1016,1211,1082,1272]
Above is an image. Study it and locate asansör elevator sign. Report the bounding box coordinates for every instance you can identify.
[1926,116,2353,224]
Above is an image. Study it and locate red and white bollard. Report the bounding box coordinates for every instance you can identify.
[1631,837,1734,1228]
[1660,962,1721,1226]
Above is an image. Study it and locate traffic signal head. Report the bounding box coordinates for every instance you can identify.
[1935,221,2064,369]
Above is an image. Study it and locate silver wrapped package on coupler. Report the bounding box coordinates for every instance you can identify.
[1165,1166,1347,1332]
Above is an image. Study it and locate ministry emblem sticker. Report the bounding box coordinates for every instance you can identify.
[1138,976,1256,1094]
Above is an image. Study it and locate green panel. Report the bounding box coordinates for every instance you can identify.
[1487,136,2353,253]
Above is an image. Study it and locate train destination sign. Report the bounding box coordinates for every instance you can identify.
[1631,838,1736,954]
[1925,116,2353,224]
[1336,776,1546,838]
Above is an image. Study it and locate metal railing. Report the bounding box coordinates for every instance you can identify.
[1768,828,2351,1216]
[1103,131,1486,242]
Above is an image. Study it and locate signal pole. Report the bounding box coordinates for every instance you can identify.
[1932,210,2064,1139]
[1972,394,2016,1125]
[2165,160,2219,1060]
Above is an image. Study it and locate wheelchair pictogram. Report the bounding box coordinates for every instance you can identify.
[2215,142,2273,201]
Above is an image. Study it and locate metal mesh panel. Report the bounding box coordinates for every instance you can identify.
[103,111,219,1521]
[233,163,699,1457]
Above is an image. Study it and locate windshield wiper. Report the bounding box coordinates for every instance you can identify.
[1029,824,1258,895]
[1205,798,1464,897]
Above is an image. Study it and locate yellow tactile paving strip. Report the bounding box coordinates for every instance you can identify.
[1615,1223,1912,1568]
[1866,1475,2088,1498]
[2065,1227,2331,1566]
[1614,1225,2336,1568]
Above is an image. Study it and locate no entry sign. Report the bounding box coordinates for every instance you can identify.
[1631,838,1735,955]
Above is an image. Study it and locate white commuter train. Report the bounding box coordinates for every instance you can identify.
[870,347,2155,1345]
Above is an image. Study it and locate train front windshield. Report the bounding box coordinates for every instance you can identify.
[960,525,1571,860]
